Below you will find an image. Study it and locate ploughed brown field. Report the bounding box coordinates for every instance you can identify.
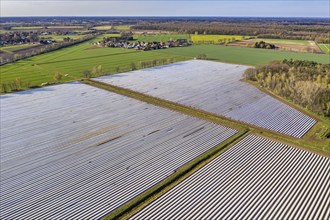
[229,39,322,53]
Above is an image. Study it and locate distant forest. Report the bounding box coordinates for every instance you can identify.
[132,18,330,43]
[1,17,329,43]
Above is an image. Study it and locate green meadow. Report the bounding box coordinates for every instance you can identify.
[156,44,330,66]
[11,26,43,30]
[318,44,330,54]
[115,25,132,30]
[0,39,187,88]
[41,34,85,41]
[0,44,40,53]
[132,34,190,42]
[1,37,329,91]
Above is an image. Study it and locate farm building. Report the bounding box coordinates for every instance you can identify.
[95,60,317,138]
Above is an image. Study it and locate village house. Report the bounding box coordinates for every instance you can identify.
[95,36,191,51]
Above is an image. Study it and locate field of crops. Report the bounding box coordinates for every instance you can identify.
[96,60,316,138]
[11,26,43,30]
[191,34,250,44]
[1,36,329,90]
[0,36,187,87]
[115,25,131,30]
[0,44,40,52]
[0,82,237,219]
[318,44,330,54]
[93,25,113,30]
[132,34,190,42]
[132,134,330,220]
[41,34,85,41]
[156,44,330,65]
[47,25,85,29]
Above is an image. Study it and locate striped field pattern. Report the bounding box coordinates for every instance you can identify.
[0,82,237,219]
[132,135,330,220]
[95,60,317,138]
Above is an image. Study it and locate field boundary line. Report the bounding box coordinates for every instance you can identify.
[84,79,305,138]
[101,129,251,220]
[252,132,330,158]
[84,79,255,132]
[83,79,329,156]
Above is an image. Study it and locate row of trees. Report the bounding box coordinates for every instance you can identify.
[133,20,330,43]
[82,58,176,79]
[1,78,30,93]
[1,57,177,93]
[254,41,276,49]
[0,35,97,65]
[1,72,64,93]
[196,54,207,59]
[244,60,330,117]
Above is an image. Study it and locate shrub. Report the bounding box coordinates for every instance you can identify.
[53,72,63,82]
[196,54,207,60]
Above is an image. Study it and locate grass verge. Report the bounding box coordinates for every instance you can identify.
[84,79,248,132]
[101,129,250,220]
[84,79,329,156]
[84,78,329,219]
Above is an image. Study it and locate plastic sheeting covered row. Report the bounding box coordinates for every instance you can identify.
[132,135,330,220]
[96,60,316,138]
[0,82,237,219]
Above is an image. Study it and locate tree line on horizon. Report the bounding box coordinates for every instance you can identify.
[133,21,330,44]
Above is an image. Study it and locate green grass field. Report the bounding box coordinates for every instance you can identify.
[2,38,329,91]
[101,34,122,38]
[46,26,85,29]
[40,34,85,41]
[155,44,330,66]
[93,25,113,30]
[0,38,187,89]
[318,44,330,54]
[0,44,40,52]
[132,34,190,42]
[115,25,132,30]
[191,35,250,44]
[11,26,43,30]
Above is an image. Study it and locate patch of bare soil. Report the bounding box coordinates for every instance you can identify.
[229,39,323,53]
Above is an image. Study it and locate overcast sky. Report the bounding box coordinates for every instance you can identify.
[1,0,329,17]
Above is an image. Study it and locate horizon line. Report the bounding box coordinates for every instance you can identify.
[1,15,329,18]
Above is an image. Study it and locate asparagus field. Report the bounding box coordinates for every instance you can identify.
[132,135,330,220]
[96,60,317,138]
[0,82,237,219]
